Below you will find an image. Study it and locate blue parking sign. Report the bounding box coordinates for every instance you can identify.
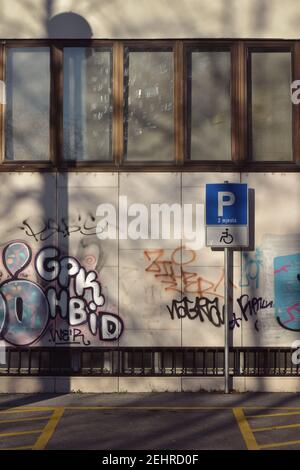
[206,183,248,225]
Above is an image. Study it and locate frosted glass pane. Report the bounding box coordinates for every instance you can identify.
[189,51,231,160]
[5,48,50,161]
[124,50,174,161]
[63,48,112,161]
[251,52,292,161]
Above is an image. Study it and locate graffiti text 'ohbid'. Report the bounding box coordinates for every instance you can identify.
[0,242,123,346]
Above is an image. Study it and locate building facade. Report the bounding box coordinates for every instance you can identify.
[0,0,299,392]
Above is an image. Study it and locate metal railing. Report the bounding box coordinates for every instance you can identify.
[0,347,299,377]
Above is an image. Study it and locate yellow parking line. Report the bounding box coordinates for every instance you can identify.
[32,407,65,451]
[254,422,300,432]
[0,407,55,414]
[1,445,32,450]
[0,429,42,438]
[1,405,300,412]
[0,416,51,425]
[260,439,300,449]
[249,411,300,419]
[233,408,259,450]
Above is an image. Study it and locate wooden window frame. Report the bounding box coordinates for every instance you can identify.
[245,41,297,167]
[1,40,55,169]
[121,41,177,167]
[0,39,299,172]
[57,40,116,169]
[183,40,236,164]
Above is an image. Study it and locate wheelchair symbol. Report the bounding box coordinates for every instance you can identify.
[220,228,233,244]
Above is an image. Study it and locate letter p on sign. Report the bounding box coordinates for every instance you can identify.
[218,192,235,217]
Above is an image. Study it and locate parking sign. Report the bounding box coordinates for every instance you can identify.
[205,183,249,248]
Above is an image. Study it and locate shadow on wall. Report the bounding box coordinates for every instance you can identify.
[47,11,93,38]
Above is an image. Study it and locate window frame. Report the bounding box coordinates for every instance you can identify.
[0,38,299,172]
[60,41,115,165]
[122,40,176,165]
[1,40,54,167]
[183,41,235,164]
[245,40,296,165]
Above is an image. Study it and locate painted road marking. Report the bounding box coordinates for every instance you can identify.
[32,407,65,451]
[0,407,57,414]
[0,416,51,425]
[249,411,300,419]
[232,408,259,450]
[0,407,64,451]
[260,439,300,449]
[253,422,300,432]
[2,445,32,451]
[1,405,300,450]
[0,429,42,438]
[2,405,300,411]
[234,408,300,450]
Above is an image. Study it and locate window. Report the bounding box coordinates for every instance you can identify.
[0,40,298,169]
[187,49,231,160]
[124,48,174,161]
[5,47,50,161]
[250,51,292,161]
[63,47,113,161]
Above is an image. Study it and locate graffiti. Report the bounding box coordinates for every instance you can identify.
[76,237,105,273]
[144,246,237,298]
[240,248,263,289]
[275,264,291,274]
[167,296,224,327]
[167,294,273,332]
[19,214,108,242]
[48,327,91,346]
[0,241,123,346]
[235,294,273,332]
[274,253,300,331]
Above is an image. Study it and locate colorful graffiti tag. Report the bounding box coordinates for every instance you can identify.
[240,248,263,289]
[0,242,123,346]
[274,252,300,331]
[144,246,238,298]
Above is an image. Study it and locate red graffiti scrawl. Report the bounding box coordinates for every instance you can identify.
[283,303,300,324]
[274,264,291,274]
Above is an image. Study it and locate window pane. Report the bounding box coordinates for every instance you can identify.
[63,48,112,161]
[251,52,292,161]
[124,49,174,161]
[189,51,231,160]
[5,48,50,161]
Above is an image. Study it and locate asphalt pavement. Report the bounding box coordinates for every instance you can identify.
[1,393,300,450]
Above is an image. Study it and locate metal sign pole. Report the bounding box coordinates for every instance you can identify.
[224,246,230,394]
[205,181,249,394]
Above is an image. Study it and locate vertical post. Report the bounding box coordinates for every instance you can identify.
[224,247,230,394]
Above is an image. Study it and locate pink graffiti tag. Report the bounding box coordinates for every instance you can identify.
[274,264,291,274]
[283,303,300,324]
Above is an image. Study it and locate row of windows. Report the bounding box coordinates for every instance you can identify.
[0,40,299,169]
